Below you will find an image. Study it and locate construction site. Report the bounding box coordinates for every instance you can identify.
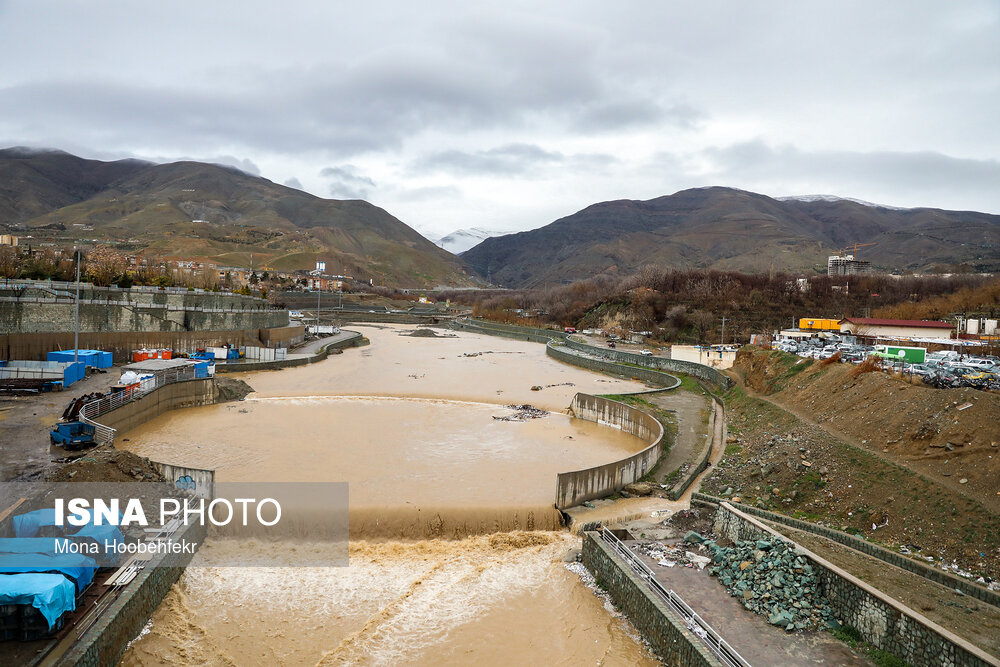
[0,305,998,666]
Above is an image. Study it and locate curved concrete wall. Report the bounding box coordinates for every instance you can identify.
[453,318,731,390]
[561,337,732,390]
[98,379,217,436]
[555,393,665,509]
[546,341,681,390]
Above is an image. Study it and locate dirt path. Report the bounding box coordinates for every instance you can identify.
[644,389,712,485]
[0,370,120,481]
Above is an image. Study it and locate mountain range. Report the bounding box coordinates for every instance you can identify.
[0,148,472,287]
[461,187,1000,287]
[4,148,997,290]
[431,227,508,254]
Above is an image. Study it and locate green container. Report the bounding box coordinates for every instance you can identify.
[875,346,926,364]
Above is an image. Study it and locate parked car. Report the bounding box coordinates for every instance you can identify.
[640,350,653,357]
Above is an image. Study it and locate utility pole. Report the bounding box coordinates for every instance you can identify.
[316,283,321,327]
[74,247,80,363]
[721,316,727,347]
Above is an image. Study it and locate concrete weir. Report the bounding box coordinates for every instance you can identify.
[555,393,665,509]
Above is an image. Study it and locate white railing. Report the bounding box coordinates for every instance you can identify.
[600,527,751,667]
[78,365,200,444]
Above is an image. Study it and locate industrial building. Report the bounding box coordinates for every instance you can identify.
[838,318,954,340]
[827,254,872,276]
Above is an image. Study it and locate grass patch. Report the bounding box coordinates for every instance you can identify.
[831,625,910,667]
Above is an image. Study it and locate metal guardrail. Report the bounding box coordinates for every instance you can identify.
[78,366,199,444]
[599,527,751,667]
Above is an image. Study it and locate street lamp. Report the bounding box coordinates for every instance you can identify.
[74,247,80,363]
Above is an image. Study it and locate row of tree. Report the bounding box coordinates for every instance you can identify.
[439,268,992,344]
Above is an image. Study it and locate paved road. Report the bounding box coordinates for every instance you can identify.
[290,330,362,356]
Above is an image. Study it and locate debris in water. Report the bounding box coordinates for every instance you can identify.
[493,404,549,421]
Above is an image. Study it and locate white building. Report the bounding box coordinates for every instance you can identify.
[838,318,953,340]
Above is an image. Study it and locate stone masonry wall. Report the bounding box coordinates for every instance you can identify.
[713,502,998,667]
[694,492,1000,609]
[57,520,207,667]
[582,531,722,667]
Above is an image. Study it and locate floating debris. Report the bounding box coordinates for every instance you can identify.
[493,404,549,421]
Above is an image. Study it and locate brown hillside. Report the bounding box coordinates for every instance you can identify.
[736,347,1000,511]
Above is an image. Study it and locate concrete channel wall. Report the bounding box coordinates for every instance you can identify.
[582,531,723,666]
[452,318,732,390]
[154,463,215,500]
[561,337,733,390]
[694,492,1000,609]
[215,330,366,373]
[97,378,217,435]
[556,394,665,509]
[546,342,683,388]
[666,394,718,501]
[57,520,207,667]
[713,502,999,667]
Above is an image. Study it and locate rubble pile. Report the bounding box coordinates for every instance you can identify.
[705,537,836,631]
[632,542,711,570]
[493,404,549,421]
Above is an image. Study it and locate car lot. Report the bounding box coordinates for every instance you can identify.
[773,337,1000,391]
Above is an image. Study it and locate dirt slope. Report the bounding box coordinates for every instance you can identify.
[736,347,1000,511]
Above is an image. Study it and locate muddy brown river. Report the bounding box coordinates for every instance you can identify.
[119,325,659,665]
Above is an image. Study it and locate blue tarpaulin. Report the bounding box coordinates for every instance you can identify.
[71,523,123,564]
[0,537,71,554]
[12,509,58,538]
[0,553,97,593]
[0,573,77,630]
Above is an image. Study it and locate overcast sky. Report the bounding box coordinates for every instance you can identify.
[2,1,998,238]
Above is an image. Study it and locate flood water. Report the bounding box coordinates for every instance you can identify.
[119,325,659,665]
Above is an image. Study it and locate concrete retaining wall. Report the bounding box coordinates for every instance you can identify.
[215,331,366,373]
[713,502,999,667]
[451,318,557,344]
[57,520,207,667]
[694,492,1000,609]
[582,531,722,666]
[666,395,718,501]
[0,299,287,334]
[0,327,295,362]
[154,463,215,500]
[453,318,732,390]
[556,394,665,509]
[546,342,682,389]
[98,379,217,436]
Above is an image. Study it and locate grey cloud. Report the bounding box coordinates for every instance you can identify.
[320,165,376,200]
[658,141,1000,211]
[572,101,702,132]
[283,177,304,190]
[412,143,615,177]
[207,155,260,175]
[389,185,463,203]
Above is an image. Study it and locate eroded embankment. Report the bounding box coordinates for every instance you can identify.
[704,346,1000,580]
